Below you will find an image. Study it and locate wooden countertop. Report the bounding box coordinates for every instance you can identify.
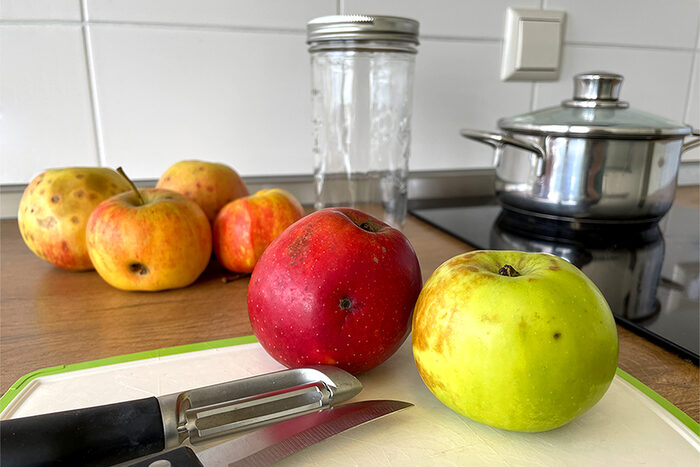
[1,187,698,424]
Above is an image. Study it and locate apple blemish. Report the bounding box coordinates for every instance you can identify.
[37,217,57,229]
[128,262,149,276]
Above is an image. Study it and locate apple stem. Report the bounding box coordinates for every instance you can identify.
[498,264,520,277]
[116,167,144,206]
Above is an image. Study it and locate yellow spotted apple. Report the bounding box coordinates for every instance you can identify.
[412,250,618,433]
[213,188,304,273]
[247,208,422,374]
[86,169,212,291]
[156,160,249,223]
[17,167,131,271]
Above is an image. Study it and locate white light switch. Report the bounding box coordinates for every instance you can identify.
[501,8,566,81]
[516,20,561,69]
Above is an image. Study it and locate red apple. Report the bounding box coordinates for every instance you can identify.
[247,207,422,374]
[86,169,212,291]
[213,188,304,273]
[156,160,249,224]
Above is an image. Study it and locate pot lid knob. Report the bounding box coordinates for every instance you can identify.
[574,72,622,100]
[564,72,629,108]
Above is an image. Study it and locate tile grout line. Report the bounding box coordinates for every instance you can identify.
[0,19,307,35]
[563,40,696,53]
[1,19,698,53]
[529,82,538,112]
[79,0,106,167]
[530,0,546,112]
[420,34,499,43]
[681,19,700,125]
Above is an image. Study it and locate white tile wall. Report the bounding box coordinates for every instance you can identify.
[412,40,532,171]
[87,0,335,29]
[89,24,312,179]
[534,45,694,122]
[544,0,699,49]
[0,0,81,21]
[1,0,699,187]
[0,25,98,183]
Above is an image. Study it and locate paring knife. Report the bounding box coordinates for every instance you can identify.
[0,366,362,467]
[127,399,413,467]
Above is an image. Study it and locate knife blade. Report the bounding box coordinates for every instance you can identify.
[127,399,413,467]
[0,365,361,467]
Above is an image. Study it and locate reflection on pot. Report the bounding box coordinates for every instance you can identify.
[489,210,665,324]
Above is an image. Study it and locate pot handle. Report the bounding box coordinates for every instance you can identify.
[460,129,547,176]
[681,128,700,154]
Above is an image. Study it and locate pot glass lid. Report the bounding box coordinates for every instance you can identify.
[498,72,692,138]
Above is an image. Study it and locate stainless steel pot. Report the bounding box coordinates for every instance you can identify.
[462,72,700,223]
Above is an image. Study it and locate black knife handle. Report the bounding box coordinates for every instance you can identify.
[0,396,165,466]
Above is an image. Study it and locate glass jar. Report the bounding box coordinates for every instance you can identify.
[307,15,420,228]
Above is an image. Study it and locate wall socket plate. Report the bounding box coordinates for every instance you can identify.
[501,7,566,81]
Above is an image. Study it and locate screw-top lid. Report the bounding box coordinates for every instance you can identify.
[307,15,419,47]
[498,71,692,138]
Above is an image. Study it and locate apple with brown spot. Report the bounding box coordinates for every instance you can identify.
[247,207,422,374]
[156,160,249,224]
[17,167,131,271]
[86,169,212,291]
[213,188,304,273]
[412,250,619,432]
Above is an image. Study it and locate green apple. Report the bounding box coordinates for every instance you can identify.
[412,250,618,432]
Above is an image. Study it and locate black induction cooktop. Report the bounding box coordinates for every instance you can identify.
[410,201,700,365]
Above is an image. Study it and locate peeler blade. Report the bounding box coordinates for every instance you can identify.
[159,365,363,447]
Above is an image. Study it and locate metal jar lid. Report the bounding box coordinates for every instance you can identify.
[498,72,692,138]
[307,15,419,52]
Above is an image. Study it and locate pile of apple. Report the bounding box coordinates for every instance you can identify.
[17,160,304,291]
[18,162,425,377]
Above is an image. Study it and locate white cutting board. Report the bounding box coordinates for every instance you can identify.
[1,337,698,466]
